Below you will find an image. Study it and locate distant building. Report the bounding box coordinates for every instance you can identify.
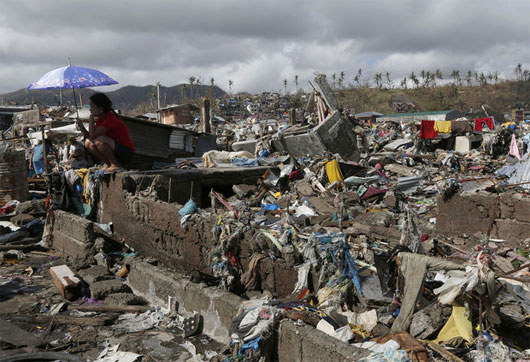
[390,94,418,113]
[0,105,34,130]
[511,103,525,123]
[377,110,463,124]
[155,104,199,125]
[355,111,383,126]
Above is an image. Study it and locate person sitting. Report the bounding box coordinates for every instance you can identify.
[76,93,135,172]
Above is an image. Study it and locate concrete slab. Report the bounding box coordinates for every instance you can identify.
[127,259,244,344]
[455,136,471,153]
[277,320,370,362]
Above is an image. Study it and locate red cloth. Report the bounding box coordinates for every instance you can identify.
[420,120,438,139]
[484,117,494,130]
[474,118,484,131]
[96,112,135,152]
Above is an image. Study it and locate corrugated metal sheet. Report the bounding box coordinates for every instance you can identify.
[169,130,186,149]
[123,118,171,158]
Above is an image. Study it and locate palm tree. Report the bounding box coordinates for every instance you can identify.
[353,75,360,88]
[294,75,299,92]
[188,76,196,100]
[435,69,443,86]
[400,77,408,89]
[466,71,473,86]
[374,73,383,89]
[515,63,523,80]
[479,72,487,85]
[410,72,419,88]
[283,79,288,95]
[339,71,345,89]
[228,80,233,96]
[331,73,336,89]
[385,72,392,89]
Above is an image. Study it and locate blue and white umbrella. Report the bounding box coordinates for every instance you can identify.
[27,65,118,90]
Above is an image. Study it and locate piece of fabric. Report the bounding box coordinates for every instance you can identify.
[433,305,473,345]
[451,120,472,134]
[32,143,55,175]
[330,243,363,297]
[292,263,311,295]
[202,150,254,168]
[399,206,423,254]
[419,120,437,139]
[241,253,266,290]
[360,186,387,200]
[231,157,259,167]
[434,266,479,305]
[178,199,197,216]
[325,159,344,184]
[484,117,494,130]
[474,118,485,131]
[374,331,429,362]
[96,112,135,152]
[238,336,262,355]
[434,121,451,133]
[509,134,522,160]
[391,253,465,333]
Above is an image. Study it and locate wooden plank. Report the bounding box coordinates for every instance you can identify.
[427,342,465,362]
[49,265,81,301]
[0,319,42,347]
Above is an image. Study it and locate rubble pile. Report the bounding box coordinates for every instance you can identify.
[0,75,529,361]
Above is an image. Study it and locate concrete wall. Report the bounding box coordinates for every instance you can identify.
[436,191,530,241]
[272,111,359,161]
[97,168,298,298]
[127,259,243,343]
[277,320,370,362]
[51,210,95,264]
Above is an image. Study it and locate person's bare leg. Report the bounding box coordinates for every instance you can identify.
[94,136,123,171]
[85,139,110,168]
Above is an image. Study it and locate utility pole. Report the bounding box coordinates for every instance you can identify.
[200,98,211,133]
[156,82,161,110]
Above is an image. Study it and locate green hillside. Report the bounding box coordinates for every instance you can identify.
[336,80,530,120]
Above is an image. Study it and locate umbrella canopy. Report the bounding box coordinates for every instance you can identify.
[27,65,118,91]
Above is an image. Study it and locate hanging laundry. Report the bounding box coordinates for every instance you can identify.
[434,120,451,133]
[509,134,521,160]
[474,118,485,131]
[484,117,494,130]
[451,120,472,134]
[420,120,437,139]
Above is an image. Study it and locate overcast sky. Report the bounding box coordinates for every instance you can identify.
[1,0,529,95]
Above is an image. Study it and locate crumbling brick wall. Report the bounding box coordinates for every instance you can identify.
[436,191,530,242]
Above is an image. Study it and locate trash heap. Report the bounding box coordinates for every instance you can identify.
[1,75,529,361]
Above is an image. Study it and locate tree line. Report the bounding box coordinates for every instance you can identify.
[280,63,529,94]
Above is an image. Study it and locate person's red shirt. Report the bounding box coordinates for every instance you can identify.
[96,112,135,152]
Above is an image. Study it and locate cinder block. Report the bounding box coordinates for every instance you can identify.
[52,231,93,261]
[53,210,94,244]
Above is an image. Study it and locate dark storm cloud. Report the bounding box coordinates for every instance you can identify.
[0,0,528,94]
